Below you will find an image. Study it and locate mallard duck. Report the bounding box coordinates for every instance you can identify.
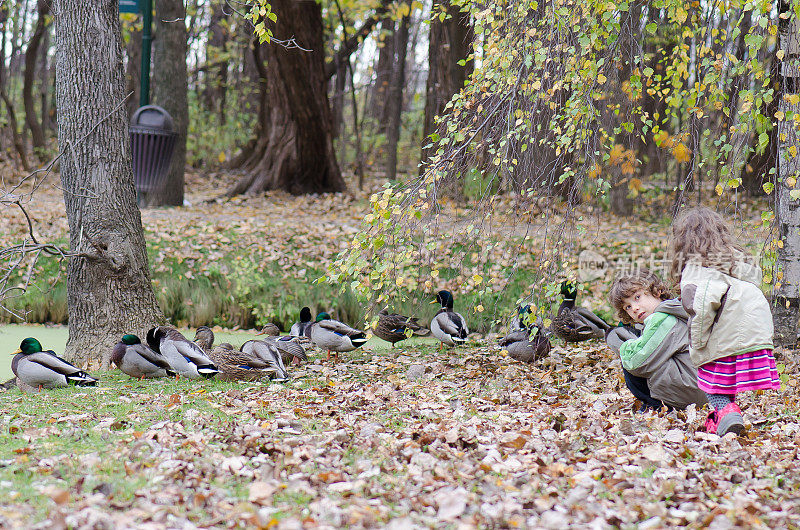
[290,307,313,337]
[306,312,367,361]
[208,341,287,382]
[256,324,308,365]
[373,308,430,346]
[551,281,611,342]
[430,290,468,346]
[499,305,552,363]
[146,326,220,379]
[193,325,216,353]
[111,334,175,378]
[11,338,97,390]
[239,340,290,381]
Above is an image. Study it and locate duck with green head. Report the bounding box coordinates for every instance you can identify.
[307,311,367,361]
[112,334,175,379]
[499,305,551,363]
[551,281,611,342]
[430,290,469,347]
[12,338,98,390]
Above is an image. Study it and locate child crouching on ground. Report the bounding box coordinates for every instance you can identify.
[606,269,707,411]
[671,207,780,436]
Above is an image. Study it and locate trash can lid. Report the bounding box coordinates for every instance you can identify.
[131,105,175,131]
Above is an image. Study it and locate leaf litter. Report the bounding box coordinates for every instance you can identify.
[1,340,798,529]
[0,172,797,527]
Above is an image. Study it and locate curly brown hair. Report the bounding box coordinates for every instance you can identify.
[668,207,744,282]
[609,269,674,324]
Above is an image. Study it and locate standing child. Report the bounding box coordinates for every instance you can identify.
[670,207,780,436]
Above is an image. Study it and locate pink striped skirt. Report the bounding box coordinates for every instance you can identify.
[697,349,781,394]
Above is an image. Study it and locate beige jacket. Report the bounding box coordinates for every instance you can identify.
[680,260,773,367]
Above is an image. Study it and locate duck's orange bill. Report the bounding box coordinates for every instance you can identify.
[11,348,21,355]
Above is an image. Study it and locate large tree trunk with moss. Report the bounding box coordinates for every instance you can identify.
[773,7,800,347]
[150,0,188,206]
[421,1,474,169]
[53,0,164,367]
[228,0,344,196]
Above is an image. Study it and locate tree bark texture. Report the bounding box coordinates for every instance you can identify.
[23,0,50,155]
[369,18,395,130]
[385,8,410,180]
[228,0,344,196]
[53,0,164,367]
[203,0,228,125]
[125,25,142,118]
[421,1,474,167]
[150,0,188,206]
[773,9,800,347]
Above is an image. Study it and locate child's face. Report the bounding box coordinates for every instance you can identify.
[622,289,662,323]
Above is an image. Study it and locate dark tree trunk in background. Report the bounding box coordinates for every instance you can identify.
[228,0,344,196]
[607,4,640,217]
[0,4,29,170]
[203,0,228,125]
[38,24,51,133]
[370,19,395,131]
[151,0,188,206]
[421,0,474,168]
[385,7,411,180]
[53,0,164,367]
[125,25,141,118]
[23,0,50,156]
[331,60,347,139]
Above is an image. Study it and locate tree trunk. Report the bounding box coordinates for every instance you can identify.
[150,0,188,206]
[228,0,344,196]
[0,3,29,169]
[203,0,228,125]
[331,60,347,140]
[38,23,51,133]
[385,6,410,180]
[370,19,395,130]
[53,0,164,367]
[421,0,474,168]
[772,6,799,347]
[125,25,141,118]
[23,0,50,155]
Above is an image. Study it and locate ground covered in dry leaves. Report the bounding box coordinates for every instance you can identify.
[1,340,798,529]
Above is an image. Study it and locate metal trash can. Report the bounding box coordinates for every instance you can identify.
[130,105,177,195]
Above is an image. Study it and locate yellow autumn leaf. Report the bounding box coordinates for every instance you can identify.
[628,177,642,191]
[672,143,691,163]
[218,152,226,163]
[787,176,796,187]
[597,74,607,85]
[787,94,800,105]
[715,184,723,196]
[790,146,798,158]
[777,49,785,61]
[776,110,785,121]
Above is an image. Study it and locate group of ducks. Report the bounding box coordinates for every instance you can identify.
[9,285,613,391]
